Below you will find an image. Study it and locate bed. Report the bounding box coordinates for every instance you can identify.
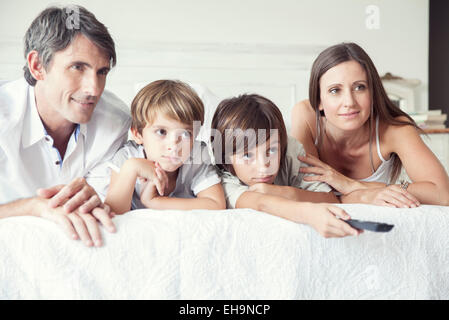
[1,204,448,299]
[2,41,448,300]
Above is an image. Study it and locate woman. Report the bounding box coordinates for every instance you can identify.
[291,42,449,207]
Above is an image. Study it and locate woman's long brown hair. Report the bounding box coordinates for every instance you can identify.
[308,42,422,183]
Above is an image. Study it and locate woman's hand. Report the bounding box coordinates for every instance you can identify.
[344,184,420,208]
[298,153,361,194]
[302,203,362,238]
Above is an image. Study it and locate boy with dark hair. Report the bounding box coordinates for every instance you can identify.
[211,94,360,238]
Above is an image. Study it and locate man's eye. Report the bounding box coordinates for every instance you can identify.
[98,69,109,76]
[72,64,83,71]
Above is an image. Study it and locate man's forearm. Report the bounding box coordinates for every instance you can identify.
[0,197,40,219]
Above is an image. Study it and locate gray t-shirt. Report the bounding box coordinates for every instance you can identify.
[109,140,221,209]
[221,136,332,209]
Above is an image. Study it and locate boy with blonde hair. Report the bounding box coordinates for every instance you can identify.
[106,80,225,213]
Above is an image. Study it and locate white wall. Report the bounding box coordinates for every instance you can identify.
[0,0,429,112]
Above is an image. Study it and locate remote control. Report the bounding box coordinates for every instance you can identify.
[345,219,394,232]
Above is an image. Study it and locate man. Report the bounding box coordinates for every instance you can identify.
[0,5,131,247]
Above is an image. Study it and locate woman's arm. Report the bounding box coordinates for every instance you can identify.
[291,101,370,195]
[291,104,422,206]
[142,183,227,211]
[339,184,420,207]
[388,123,449,205]
[291,100,320,157]
[235,191,360,238]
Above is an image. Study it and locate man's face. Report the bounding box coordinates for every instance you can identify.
[37,34,111,124]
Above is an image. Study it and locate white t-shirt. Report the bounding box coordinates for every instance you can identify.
[108,140,221,210]
[221,136,332,209]
[0,78,131,203]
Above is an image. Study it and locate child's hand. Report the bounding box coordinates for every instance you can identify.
[139,163,169,208]
[154,162,169,195]
[304,203,361,238]
[128,158,166,196]
[140,180,159,207]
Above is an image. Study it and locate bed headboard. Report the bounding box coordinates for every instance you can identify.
[0,38,324,131]
[106,41,325,131]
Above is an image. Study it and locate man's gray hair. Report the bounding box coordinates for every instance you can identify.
[23,5,116,86]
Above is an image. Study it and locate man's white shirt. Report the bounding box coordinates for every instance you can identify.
[0,78,131,204]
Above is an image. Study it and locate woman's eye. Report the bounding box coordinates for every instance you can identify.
[156,129,166,136]
[242,153,252,160]
[355,84,366,91]
[267,147,278,155]
[329,88,339,94]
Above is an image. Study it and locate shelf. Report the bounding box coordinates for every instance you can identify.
[421,128,449,134]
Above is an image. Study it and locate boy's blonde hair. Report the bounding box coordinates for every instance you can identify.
[131,80,204,134]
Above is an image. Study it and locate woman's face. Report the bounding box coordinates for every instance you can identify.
[319,60,371,132]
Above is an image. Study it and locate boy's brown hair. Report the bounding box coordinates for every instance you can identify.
[131,80,204,134]
[211,94,288,174]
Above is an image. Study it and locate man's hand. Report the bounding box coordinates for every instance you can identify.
[34,197,116,247]
[37,177,102,214]
[36,177,117,246]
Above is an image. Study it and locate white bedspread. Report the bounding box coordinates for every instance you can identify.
[1,204,448,299]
